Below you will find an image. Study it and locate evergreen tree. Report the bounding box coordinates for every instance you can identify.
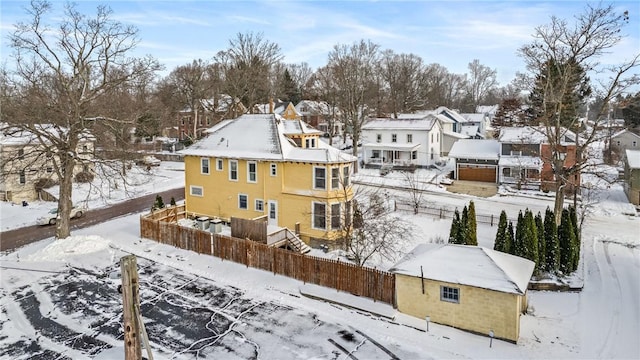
[449,209,461,244]
[494,210,508,252]
[153,195,165,210]
[568,206,580,272]
[535,211,545,270]
[514,211,524,257]
[543,208,560,272]
[459,205,469,245]
[558,209,576,274]
[523,209,539,271]
[466,201,478,245]
[506,221,515,255]
[170,197,177,206]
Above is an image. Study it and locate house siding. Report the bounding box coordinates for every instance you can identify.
[395,274,524,343]
[184,155,354,245]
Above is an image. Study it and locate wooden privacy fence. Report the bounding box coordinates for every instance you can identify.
[140,214,395,306]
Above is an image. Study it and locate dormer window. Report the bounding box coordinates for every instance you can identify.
[305,138,316,148]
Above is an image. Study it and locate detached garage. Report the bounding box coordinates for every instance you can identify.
[390,244,535,344]
[448,139,500,183]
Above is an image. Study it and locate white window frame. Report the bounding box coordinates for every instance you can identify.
[216,158,223,171]
[19,170,26,184]
[313,166,326,190]
[229,160,238,181]
[238,193,248,210]
[376,134,382,143]
[201,157,210,175]
[312,202,326,230]
[247,161,257,183]
[270,163,277,176]
[190,185,203,197]
[407,134,413,143]
[331,167,340,189]
[342,166,350,186]
[440,286,460,303]
[331,203,341,230]
[391,134,397,143]
[255,199,264,212]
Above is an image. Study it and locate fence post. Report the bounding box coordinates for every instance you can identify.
[491,214,494,226]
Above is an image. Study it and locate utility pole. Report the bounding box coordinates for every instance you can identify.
[121,255,141,360]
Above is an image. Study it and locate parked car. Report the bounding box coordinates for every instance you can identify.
[137,155,161,167]
[37,206,85,226]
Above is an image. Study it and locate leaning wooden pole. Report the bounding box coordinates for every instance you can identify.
[121,255,142,360]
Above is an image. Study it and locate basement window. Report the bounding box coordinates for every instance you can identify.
[440,286,460,303]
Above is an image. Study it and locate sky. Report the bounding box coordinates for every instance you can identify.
[1,0,639,86]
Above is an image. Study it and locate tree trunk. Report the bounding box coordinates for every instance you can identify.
[553,182,565,226]
[56,155,75,239]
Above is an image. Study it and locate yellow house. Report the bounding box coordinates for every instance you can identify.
[390,244,534,343]
[180,114,356,247]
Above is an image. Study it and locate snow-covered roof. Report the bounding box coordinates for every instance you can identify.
[295,100,339,116]
[626,149,640,169]
[499,155,543,169]
[461,113,485,123]
[180,114,356,164]
[390,243,534,295]
[460,125,480,137]
[476,105,499,115]
[0,124,95,146]
[435,106,467,124]
[612,129,640,140]
[499,126,576,145]
[448,139,500,160]
[363,116,437,131]
[282,119,321,135]
[443,130,471,140]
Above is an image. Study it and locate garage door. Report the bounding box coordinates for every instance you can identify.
[458,164,497,183]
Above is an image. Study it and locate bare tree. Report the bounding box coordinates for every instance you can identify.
[326,40,380,171]
[519,3,640,224]
[400,170,428,214]
[465,59,499,111]
[378,50,427,117]
[4,1,161,239]
[423,63,467,109]
[343,189,414,266]
[215,32,283,112]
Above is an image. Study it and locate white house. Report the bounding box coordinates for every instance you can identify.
[611,129,640,151]
[361,114,443,168]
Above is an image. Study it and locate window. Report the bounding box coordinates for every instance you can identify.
[372,150,380,158]
[313,202,326,229]
[255,199,264,211]
[502,168,511,177]
[331,203,341,230]
[633,141,637,147]
[190,185,203,197]
[391,134,397,143]
[238,194,248,209]
[181,117,186,125]
[229,160,238,180]
[412,151,417,160]
[46,167,53,173]
[201,158,210,174]
[305,138,316,148]
[270,163,277,176]
[431,133,434,142]
[345,200,352,228]
[206,116,211,125]
[314,167,326,189]
[19,170,26,184]
[616,140,621,146]
[216,159,223,171]
[343,166,350,186]
[376,134,382,143]
[247,161,257,183]
[331,168,340,189]
[407,134,413,143]
[440,286,460,303]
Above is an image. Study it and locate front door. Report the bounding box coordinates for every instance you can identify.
[268,200,278,226]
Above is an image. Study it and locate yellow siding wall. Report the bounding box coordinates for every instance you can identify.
[184,155,353,243]
[395,274,523,343]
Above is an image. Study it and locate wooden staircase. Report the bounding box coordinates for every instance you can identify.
[284,229,311,254]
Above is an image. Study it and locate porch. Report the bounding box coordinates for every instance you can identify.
[362,143,420,167]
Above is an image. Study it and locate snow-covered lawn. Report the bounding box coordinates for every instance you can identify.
[0,158,639,358]
[0,161,184,231]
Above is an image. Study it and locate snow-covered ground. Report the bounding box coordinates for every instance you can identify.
[0,156,639,359]
[0,161,184,231]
